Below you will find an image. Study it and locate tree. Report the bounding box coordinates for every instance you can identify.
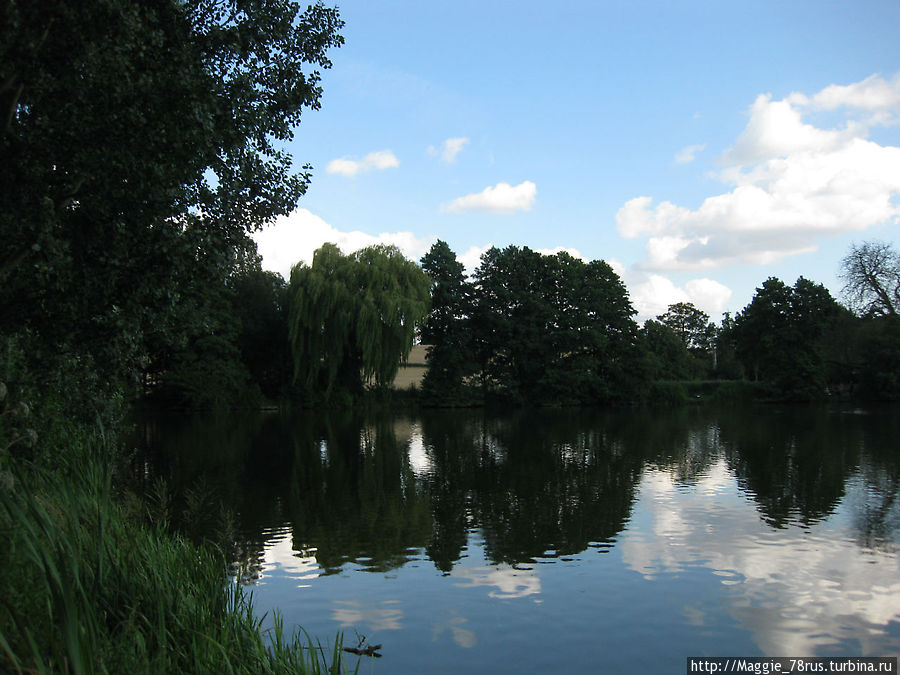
[287,244,431,400]
[1,0,343,420]
[471,246,642,404]
[857,315,900,400]
[640,320,698,381]
[656,302,712,352]
[733,277,841,399]
[473,246,553,400]
[839,241,900,317]
[419,241,475,403]
[230,268,292,399]
[714,312,744,380]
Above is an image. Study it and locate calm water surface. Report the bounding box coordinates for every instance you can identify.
[134,405,900,672]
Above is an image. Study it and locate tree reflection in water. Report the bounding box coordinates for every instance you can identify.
[131,405,900,576]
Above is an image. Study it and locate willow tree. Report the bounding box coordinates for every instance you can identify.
[288,243,431,398]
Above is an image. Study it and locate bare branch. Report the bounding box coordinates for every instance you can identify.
[839,241,899,317]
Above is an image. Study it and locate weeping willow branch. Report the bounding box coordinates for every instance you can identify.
[288,243,431,399]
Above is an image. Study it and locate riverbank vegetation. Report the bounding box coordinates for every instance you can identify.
[0,422,349,674]
[1,0,350,671]
[137,234,897,411]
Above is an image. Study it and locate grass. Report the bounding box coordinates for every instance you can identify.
[0,432,355,674]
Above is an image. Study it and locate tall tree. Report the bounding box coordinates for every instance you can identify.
[472,246,641,404]
[230,267,292,399]
[733,277,841,399]
[0,0,343,420]
[473,246,555,401]
[839,240,900,317]
[640,320,698,381]
[656,302,713,352]
[288,244,431,400]
[419,241,475,403]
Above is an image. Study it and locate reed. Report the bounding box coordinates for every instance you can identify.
[0,433,354,674]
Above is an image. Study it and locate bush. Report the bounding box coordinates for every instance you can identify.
[646,381,690,406]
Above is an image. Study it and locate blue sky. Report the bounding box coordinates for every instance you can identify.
[254,0,900,321]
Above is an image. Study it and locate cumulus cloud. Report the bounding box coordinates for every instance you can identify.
[442,181,537,214]
[808,72,900,123]
[428,137,469,163]
[326,150,399,177]
[623,271,733,322]
[252,208,434,280]
[536,246,586,260]
[675,143,706,164]
[459,243,493,276]
[617,74,900,271]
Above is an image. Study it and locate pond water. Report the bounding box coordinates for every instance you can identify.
[133,405,900,672]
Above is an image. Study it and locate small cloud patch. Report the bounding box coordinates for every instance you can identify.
[443,181,537,214]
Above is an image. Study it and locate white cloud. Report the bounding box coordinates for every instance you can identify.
[252,208,434,280]
[683,278,734,314]
[809,73,900,122]
[722,94,849,164]
[624,272,732,322]
[607,258,627,279]
[675,143,706,164]
[617,74,900,271]
[536,246,586,260]
[459,244,493,276]
[326,150,399,177]
[428,137,470,163]
[442,181,537,214]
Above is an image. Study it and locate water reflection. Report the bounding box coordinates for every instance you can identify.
[332,600,404,632]
[131,404,900,659]
[619,408,900,657]
[131,406,900,571]
[451,564,541,599]
[623,462,900,654]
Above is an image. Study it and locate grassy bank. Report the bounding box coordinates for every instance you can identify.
[0,431,352,674]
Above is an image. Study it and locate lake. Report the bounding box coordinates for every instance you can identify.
[133,404,900,672]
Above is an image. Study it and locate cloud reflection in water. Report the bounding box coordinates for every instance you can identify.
[621,459,900,655]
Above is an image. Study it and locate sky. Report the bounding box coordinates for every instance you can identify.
[253,0,900,322]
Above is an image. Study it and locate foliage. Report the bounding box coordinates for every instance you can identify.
[288,244,431,401]
[471,246,643,404]
[151,265,258,410]
[646,380,690,406]
[656,302,714,352]
[231,268,293,400]
[839,240,900,317]
[639,319,703,381]
[733,277,842,400]
[0,0,343,422]
[714,312,744,381]
[419,241,477,405]
[856,316,900,400]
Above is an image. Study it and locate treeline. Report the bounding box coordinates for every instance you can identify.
[132,237,900,411]
[418,239,900,406]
